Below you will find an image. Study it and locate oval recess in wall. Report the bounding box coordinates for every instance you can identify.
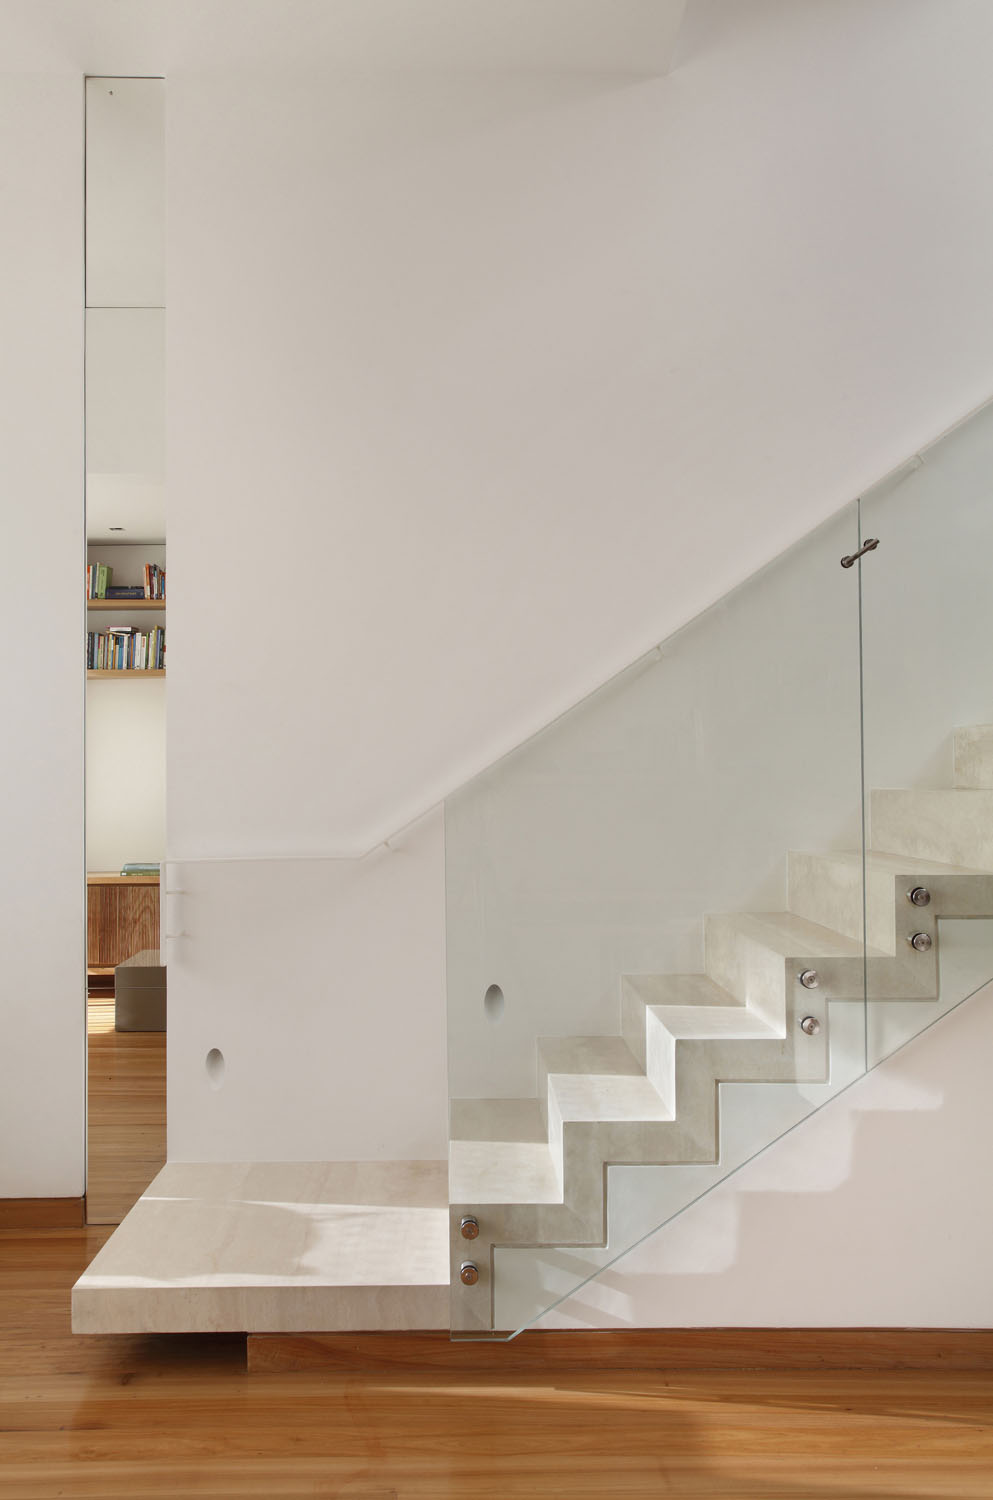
[205,1047,226,1089]
[483,984,505,1023]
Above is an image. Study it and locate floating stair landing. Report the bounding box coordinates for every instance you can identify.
[72,1160,449,1334]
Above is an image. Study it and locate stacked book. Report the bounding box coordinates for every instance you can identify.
[86,563,113,599]
[104,584,146,601]
[121,862,160,877]
[87,626,165,671]
[144,563,166,599]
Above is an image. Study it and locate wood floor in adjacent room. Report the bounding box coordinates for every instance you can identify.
[86,995,166,1225]
[1,1227,992,1499]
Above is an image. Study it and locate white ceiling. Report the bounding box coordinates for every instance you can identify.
[86,474,165,545]
[0,0,687,75]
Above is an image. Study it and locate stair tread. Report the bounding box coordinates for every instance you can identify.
[549,1069,674,1122]
[449,1139,561,1204]
[625,973,734,1008]
[797,847,991,877]
[626,977,782,1040]
[712,909,885,959]
[449,1097,545,1143]
[871,788,993,869]
[540,1035,643,1076]
[648,1004,782,1041]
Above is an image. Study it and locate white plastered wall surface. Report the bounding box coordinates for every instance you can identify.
[0,74,85,1197]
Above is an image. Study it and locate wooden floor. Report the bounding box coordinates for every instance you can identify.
[1,1228,992,1498]
[86,995,166,1224]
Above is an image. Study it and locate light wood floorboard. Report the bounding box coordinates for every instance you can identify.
[1,1227,992,1498]
[86,996,166,1225]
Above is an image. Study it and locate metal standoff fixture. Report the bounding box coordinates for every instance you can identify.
[459,1216,479,1241]
[840,537,880,568]
[800,1016,821,1036]
[799,969,820,989]
[908,931,933,952]
[459,1261,479,1286]
[908,886,931,907]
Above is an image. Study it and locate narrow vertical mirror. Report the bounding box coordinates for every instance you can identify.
[84,77,167,1225]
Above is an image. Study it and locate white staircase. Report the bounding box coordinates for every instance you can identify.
[74,725,993,1337]
[449,724,993,1332]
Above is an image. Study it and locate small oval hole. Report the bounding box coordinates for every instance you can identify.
[483,984,505,1023]
[205,1047,226,1089]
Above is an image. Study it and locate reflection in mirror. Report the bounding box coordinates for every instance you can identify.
[85,77,165,309]
[85,307,165,544]
[84,78,167,1225]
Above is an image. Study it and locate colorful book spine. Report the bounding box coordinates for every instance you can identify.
[86,627,165,671]
[86,563,115,599]
[143,563,166,600]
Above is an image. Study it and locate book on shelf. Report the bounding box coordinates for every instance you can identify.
[103,585,147,600]
[120,862,160,877]
[86,565,165,601]
[85,563,113,600]
[86,625,165,671]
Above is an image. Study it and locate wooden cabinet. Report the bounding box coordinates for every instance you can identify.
[87,875,160,969]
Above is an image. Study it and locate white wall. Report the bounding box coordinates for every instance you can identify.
[166,0,993,863]
[86,681,166,872]
[0,73,85,1198]
[165,817,446,1163]
[86,307,165,543]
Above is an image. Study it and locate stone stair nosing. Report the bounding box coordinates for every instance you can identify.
[449,749,993,1333]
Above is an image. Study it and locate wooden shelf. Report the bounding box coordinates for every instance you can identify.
[87,598,165,611]
[87,669,165,679]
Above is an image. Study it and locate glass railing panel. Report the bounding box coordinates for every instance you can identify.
[446,500,867,1337]
[860,398,993,1072]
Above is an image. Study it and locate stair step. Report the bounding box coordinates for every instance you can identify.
[449,1097,545,1142]
[622,974,734,1065]
[625,976,782,1045]
[449,1139,561,1204]
[705,909,876,1019]
[534,1037,673,1132]
[954,725,993,788]
[872,789,993,869]
[548,1069,673,1123]
[72,1161,449,1335]
[709,910,870,960]
[625,972,733,1009]
[649,1003,781,1042]
[539,1035,643,1076]
[789,848,989,952]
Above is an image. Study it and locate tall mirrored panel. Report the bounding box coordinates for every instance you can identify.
[84,77,167,1224]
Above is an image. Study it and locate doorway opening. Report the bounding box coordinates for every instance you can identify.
[84,76,166,1224]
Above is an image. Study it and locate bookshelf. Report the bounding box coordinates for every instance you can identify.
[86,562,166,675]
[87,599,165,613]
[87,668,166,679]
